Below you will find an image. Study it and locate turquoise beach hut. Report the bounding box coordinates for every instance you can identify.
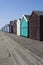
[20,15,30,37]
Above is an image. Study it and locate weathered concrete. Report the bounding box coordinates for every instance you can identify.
[4,32,43,56]
[2,31,43,65]
[0,31,14,65]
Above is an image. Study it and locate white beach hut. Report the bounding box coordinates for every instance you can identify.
[17,19,21,35]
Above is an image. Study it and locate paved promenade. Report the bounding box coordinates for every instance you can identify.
[0,31,43,65]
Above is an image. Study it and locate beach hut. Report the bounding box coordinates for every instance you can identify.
[29,11,43,41]
[2,26,5,32]
[13,20,17,34]
[5,24,9,32]
[20,15,30,37]
[17,19,21,35]
[9,21,14,33]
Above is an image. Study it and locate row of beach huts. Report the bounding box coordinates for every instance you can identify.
[1,11,43,41]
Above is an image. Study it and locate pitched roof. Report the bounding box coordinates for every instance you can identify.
[34,11,43,16]
[19,18,21,21]
[10,21,14,25]
[24,15,30,20]
[10,21,13,23]
[14,20,17,22]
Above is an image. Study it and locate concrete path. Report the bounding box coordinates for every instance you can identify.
[2,31,43,65]
[0,31,14,65]
[4,32,43,58]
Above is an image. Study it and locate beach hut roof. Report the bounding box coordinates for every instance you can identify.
[24,15,30,20]
[34,11,43,16]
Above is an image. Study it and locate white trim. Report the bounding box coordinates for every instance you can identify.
[22,15,28,22]
[17,19,21,23]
